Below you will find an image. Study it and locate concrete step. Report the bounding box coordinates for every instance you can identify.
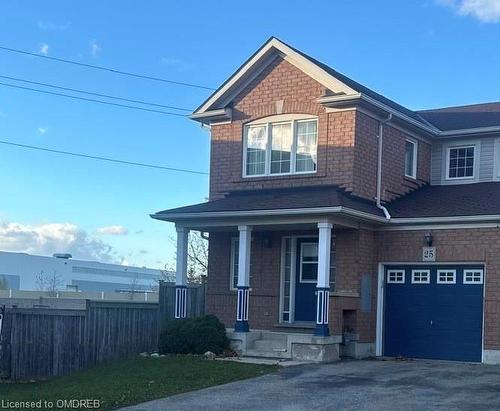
[252,339,288,352]
[244,349,291,359]
[258,332,288,343]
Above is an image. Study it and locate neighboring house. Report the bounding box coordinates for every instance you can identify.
[0,251,171,293]
[152,37,500,364]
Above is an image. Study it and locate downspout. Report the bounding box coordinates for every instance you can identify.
[376,113,393,220]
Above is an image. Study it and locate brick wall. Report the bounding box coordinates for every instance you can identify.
[377,228,500,350]
[209,57,431,202]
[209,57,357,199]
[206,228,378,340]
[352,111,431,202]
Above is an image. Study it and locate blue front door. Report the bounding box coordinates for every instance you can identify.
[384,264,484,362]
[294,238,318,322]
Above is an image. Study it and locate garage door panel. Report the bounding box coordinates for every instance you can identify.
[384,265,484,362]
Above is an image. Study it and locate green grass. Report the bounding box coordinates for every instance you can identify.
[0,356,276,410]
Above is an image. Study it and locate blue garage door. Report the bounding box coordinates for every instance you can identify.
[384,265,484,362]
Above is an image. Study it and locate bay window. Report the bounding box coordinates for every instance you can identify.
[243,117,318,177]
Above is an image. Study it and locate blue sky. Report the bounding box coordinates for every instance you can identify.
[0,0,499,268]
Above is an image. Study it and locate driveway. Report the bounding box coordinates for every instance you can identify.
[120,359,500,411]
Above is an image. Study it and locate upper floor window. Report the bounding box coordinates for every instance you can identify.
[243,116,318,177]
[405,139,417,178]
[447,145,475,179]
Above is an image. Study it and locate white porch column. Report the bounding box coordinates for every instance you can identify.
[175,225,189,318]
[234,225,252,332]
[315,222,332,336]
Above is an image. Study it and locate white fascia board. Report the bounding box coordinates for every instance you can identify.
[151,206,388,224]
[193,38,357,116]
[189,108,232,122]
[437,126,500,138]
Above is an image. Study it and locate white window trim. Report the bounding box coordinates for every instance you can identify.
[411,269,430,284]
[242,116,318,178]
[299,242,319,283]
[437,269,456,284]
[404,138,418,179]
[445,144,477,181]
[463,269,484,284]
[387,270,405,284]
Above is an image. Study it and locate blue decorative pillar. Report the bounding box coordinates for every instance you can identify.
[174,225,189,319]
[234,225,252,332]
[235,286,250,332]
[315,222,333,336]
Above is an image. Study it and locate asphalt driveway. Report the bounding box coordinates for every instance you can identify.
[120,359,500,411]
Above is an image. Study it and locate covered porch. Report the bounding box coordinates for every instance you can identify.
[151,185,386,361]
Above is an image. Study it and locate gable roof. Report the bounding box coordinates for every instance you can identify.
[190,37,500,136]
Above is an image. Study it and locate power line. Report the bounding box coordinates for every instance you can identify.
[0,140,209,175]
[0,74,193,112]
[0,45,216,91]
[0,81,189,117]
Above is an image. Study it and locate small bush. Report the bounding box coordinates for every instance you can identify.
[159,315,229,355]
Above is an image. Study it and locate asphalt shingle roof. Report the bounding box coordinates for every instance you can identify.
[387,182,500,218]
[417,102,500,131]
[154,185,385,218]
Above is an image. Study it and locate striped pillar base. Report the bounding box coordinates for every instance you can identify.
[174,285,187,319]
[314,287,330,336]
[234,286,250,332]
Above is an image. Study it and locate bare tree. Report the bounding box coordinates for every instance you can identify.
[187,232,208,283]
[35,269,63,296]
[159,232,208,285]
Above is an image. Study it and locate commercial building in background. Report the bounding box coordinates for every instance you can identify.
[0,250,173,293]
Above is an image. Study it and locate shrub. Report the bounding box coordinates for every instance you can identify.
[159,315,229,355]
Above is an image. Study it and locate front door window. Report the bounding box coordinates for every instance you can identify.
[299,243,318,283]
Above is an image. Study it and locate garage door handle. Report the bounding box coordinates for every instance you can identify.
[430,320,433,326]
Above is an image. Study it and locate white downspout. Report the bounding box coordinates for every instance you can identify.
[376,114,392,220]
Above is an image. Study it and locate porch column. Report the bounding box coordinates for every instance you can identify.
[315,222,333,336]
[234,225,252,332]
[174,225,189,319]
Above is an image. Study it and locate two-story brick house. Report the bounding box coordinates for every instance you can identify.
[152,37,500,363]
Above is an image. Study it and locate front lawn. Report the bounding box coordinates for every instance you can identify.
[0,356,276,410]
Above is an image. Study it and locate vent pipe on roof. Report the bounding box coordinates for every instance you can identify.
[376,114,392,220]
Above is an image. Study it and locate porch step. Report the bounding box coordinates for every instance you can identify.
[252,339,287,352]
[244,349,291,359]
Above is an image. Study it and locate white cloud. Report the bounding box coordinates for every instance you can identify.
[37,127,48,135]
[37,20,71,31]
[39,43,49,55]
[0,222,120,263]
[90,40,101,57]
[437,0,500,22]
[96,225,129,235]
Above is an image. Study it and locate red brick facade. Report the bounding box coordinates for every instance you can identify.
[207,226,500,350]
[209,57,430,202]
[201,46,500,356]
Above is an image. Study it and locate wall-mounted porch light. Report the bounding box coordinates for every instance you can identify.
[424,231,433,247]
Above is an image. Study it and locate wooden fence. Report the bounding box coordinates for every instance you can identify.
[158,281,207,330]
[0,301,159,380]
[0,283,206,380]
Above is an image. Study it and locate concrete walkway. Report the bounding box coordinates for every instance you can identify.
[119,359,500,411]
